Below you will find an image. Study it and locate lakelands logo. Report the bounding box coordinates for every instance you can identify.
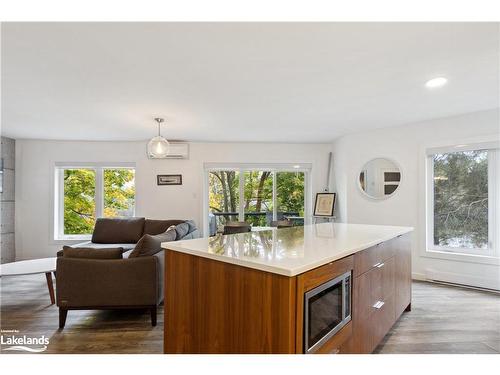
[1,330,49,353]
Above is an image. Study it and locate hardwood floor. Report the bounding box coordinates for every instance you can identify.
[1,275,498,354]
[374,281,500,354]
[0,274,163,354]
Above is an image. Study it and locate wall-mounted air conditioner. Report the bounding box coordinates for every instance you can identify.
[148,142,189,159]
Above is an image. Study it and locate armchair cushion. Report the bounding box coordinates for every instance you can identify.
[62,246,124,259]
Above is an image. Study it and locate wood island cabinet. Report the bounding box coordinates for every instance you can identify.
[341,234,411,353]
[164,228,412,354]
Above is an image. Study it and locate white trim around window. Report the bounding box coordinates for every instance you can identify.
[424,139,499,264]
[53,162,136,241]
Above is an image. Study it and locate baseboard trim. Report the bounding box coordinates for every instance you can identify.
[426,279,500,294]
[424,269,500,291]
[411,272,426,281]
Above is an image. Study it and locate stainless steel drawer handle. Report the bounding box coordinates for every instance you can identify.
[376,262,385,268]
[373,301,385,309]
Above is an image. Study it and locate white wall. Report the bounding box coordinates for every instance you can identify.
[332,109,500,290]
[15,141,331,260]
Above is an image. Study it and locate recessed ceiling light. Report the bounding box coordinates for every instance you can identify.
[425,77,448,89]
[293,165,301,169]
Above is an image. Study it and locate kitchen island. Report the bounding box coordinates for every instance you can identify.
[162,222,413,354]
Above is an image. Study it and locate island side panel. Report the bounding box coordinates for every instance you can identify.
[395,233,412,316]
[164,250,297,354]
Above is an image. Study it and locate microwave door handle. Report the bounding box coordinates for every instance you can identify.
[342,279,346,320]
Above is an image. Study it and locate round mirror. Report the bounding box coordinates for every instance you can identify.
[358,158,401,199]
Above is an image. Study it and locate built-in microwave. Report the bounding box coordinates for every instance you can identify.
[304,270,352,353]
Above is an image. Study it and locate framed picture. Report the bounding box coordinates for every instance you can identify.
[313,193,336,217]
[157,174,182,185]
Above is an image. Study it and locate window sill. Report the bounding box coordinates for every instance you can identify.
[51,236,92,245]
[423,248,500,266]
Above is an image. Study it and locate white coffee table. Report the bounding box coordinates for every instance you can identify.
[0,257,57,304]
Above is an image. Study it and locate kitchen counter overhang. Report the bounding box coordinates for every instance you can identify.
[162,222,413,277]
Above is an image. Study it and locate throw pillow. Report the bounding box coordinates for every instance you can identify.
[175,222,190,240]
[62,246,124,259]
[129,227,176,258]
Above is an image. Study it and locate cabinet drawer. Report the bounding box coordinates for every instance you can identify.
[380,256,395,301]
[354,238,397,277]
[347,256,396,354]
[355,257,395,317]
[372,295,395,349]
[350,270,374,353]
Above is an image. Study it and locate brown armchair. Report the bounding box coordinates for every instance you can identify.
[56,251,164,328]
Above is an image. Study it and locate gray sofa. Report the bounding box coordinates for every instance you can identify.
[56,217,199,328]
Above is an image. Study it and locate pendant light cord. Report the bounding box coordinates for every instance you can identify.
[154,117,164,137]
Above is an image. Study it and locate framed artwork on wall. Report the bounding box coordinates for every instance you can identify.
[313,193,336,217]
[157,174,182,185]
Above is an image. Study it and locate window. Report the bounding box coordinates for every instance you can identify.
[62,168,96,236]
[426,143,498,256]
[206,164,309,235]
[55,164,135,239]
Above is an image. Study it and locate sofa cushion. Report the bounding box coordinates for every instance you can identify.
[73,241,136,251]
[174,222,191,240]
[91,217,145,244]
[143,219,186,236]
[129,228,176,258]
[62,246,124,259]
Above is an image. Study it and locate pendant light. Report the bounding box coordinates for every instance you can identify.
[147,117,170,158]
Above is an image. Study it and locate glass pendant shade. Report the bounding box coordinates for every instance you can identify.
[147,118,170,158]
[147,135,170,158]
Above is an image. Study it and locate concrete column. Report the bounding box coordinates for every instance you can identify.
[1,136,16,263]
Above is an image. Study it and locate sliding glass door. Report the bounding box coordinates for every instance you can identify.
[276,171,305,221]
[243,170,273,226]
[208,170,240,225]
[206,165,308,235]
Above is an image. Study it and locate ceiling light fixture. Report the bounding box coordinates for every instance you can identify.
[425,77,448,89]
[147,117,170,158]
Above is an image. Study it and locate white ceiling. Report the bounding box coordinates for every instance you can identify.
[1,22,499,143]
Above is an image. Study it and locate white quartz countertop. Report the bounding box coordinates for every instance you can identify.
[162,223,413,276]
